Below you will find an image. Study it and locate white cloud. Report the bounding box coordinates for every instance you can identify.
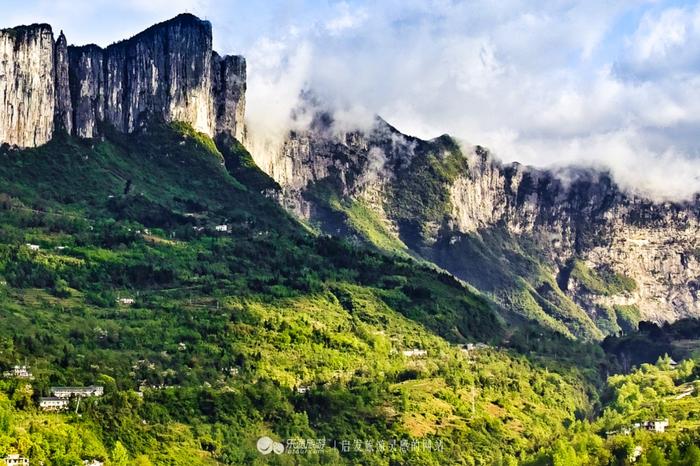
[627,7,689,64]
[324,2,368,35]
[240,0,700,200]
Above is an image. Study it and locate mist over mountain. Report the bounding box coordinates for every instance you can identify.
[3,0,700,200]
[238,0,700,202]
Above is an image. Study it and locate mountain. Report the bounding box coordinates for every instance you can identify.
[0,14,245,147]
[1,13,700,466]
[250,112,700,339]
[0,15,600,465]
[5,13,697,341]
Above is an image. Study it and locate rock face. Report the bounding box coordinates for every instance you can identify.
[212,53,246,142]
[251,115,700,338]
[68,45,105,138]
[446,148,700,326]
[0,14,246,147]
[0,24,56,147]
[53,31,72,134]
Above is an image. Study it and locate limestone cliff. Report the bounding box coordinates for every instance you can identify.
[0,24,55,147]
[0,14,246,147]
[446,149,700,329]
[54,31,72,134]
[212,52,246,143]
[251,116,700,339]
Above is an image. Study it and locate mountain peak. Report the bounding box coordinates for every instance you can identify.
[0,14,245,147]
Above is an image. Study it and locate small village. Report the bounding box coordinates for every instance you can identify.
[1,366,105,465]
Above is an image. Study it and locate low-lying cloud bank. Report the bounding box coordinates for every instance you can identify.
[242,0,700,201]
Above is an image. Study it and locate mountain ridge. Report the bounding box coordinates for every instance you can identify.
[2,13,698,340]
[250,113,700,339]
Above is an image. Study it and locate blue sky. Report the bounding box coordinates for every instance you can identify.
[3,0,700,199]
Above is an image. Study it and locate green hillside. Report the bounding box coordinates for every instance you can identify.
[0,123,605,464]
[1,123,698,465]
[301,133,607,340]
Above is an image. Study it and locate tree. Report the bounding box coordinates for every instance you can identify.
[133,455,153,466]
[11,384,32,410]
[646,446,668,466]
[111,441,130,466]
[683,445,700,466]
[552,439,580,466]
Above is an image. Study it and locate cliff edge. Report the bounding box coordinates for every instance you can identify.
[0,14,245,148]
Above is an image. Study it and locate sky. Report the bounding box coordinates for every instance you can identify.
[3,0,700,200]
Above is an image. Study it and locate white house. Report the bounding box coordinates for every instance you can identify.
[39,397,70,411]
[296,386,310,394]
[650,420,669,433]
[633,420,669,433]
[460,343,490,353]
[3,454,29,466]
[402,349,428,358]
[25,244,40,251]
[51,386,104,399]
[215,224,229,232]
[82,460,104,466]
[117,297,135,305]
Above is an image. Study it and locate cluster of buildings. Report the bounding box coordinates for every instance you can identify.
[39,386,104,411]
[3,455,102,465]
[394,342,493,359]
[192,224,230,233]
[633,420,669,433]
[3,366,104,412]
[606,419,670,437]
[2,366,33,380]
[3,455,28,466]
[402,349,428,358]
[459,343,490,353]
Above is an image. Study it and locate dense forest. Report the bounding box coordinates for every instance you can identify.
[0,123,697,464]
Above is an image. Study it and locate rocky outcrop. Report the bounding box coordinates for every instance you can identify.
[447,149,700,325]
[0,14,246,147]
[212,53,246,142]
[54,31,72,134]
[68,45,104,138]
[0,24,55,147]
[252,116,700,337]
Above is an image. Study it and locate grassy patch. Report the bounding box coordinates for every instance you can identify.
[388,135,469,242]
[569,260,637,296]
[614,304,642,334]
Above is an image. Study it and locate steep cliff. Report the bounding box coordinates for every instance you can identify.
[212,52,246,142]
[252,115,700,339]
[0,14,246,147]
[53,31,72,134]
[0,24,55,147]
[68,45,104,138]
[66,14,241,140]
